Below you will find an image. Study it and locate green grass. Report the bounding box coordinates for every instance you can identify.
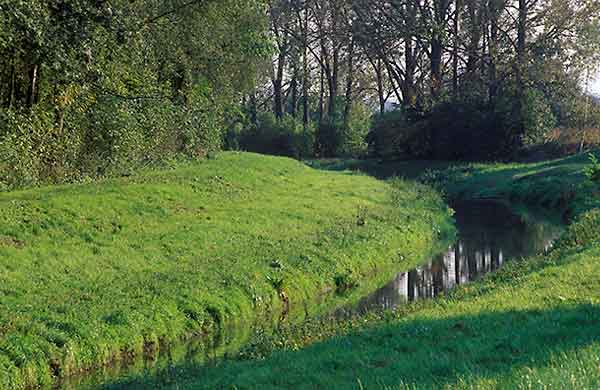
[0,152,454,389]
[110,152,600,389]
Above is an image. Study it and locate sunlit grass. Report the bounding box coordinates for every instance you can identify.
[0,152,454,388]
[109,152,600,389]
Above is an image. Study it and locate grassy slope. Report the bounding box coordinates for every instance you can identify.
[0,152,453,389]
[120,152,600,389]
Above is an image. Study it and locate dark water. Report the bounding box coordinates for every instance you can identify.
[341,201,563,316]
[62,201,563,388]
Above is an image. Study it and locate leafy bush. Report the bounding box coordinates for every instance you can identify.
[338,103,372,158]
[0,0,269,190]
[367,109,428,159]
[557,209,600,248]
[583,153,600,182]
[369,103,509,161]
[520,89,557,146]
[334,272,359,293]
[237,113,315,159]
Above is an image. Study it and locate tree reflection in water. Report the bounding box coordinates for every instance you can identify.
[349,201,563,315]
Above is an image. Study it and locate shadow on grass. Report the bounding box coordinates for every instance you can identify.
[307,150,599,182]
[102,304,600,389]
[305,159,455,180]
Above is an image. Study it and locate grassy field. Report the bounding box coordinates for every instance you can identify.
[0,152,455,388]
[111,152,600,389]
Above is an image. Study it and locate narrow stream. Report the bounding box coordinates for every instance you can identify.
[334,200,563,318]
[62,200,563,389]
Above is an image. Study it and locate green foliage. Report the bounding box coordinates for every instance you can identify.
[337,103,372,158]
[558,209,600,248]
[236,113,315,159]
[367,86,561,161]
[315,104,372,158]
[583,152,600,182]
[520,89,558,145]
[333,272,359,293]
[0,0,270,189]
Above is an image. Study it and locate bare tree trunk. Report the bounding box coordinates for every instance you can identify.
[273,48,286,120]
[318,55,325,123]
[290,68,298,118]
[452,0,461,100]
[430,36,443,100]
[27,64,39,109]
[515,0,527,143]
[488,0,500,104]
[465,0,481,77]
[7,58,16,109]
[430,0,451,102]
[343,36,356,127]
[249,90,258,126]
[371,58,386,114]
[327,3,340,120]
[404,37,417,108]
[327,48,339,120]
[302,8,310,129]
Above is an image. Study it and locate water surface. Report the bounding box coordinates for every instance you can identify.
[342,200,562,316]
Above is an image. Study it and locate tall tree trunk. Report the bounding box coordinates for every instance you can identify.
[452,0,461,100]
[290,67,298,118]
[465,0,481,77]
[318,55,325,123]
[404,38,417,108]
[431,0,450,102]
[273,48,286,120]
[249,90,258,126]
[327,49,339,120]
[371,58,386,115]
[488,0,500,104]
[7,58,16,109]
[27,64,39,109]
[343,36,356,127]
[302,8,310,129]
[327,3,340,121]
[382,58,404,105]
[430,34,444,100]
[515,0,527,143]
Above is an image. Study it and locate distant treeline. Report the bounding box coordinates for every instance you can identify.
[236,0,600,161]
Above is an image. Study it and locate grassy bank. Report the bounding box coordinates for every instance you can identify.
[113,152,600,389]
[0,152,454,388]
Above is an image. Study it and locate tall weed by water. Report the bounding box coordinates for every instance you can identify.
[583,153,600,182]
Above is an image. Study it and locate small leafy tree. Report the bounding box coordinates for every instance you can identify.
[584,153,600,182]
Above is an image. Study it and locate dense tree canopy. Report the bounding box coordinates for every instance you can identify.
[0,0,270,188]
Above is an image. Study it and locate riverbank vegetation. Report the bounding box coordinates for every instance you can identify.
[107,151,600,389]
[0,0,270,189]
[2,1,600,191]
[0,152,454,388]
